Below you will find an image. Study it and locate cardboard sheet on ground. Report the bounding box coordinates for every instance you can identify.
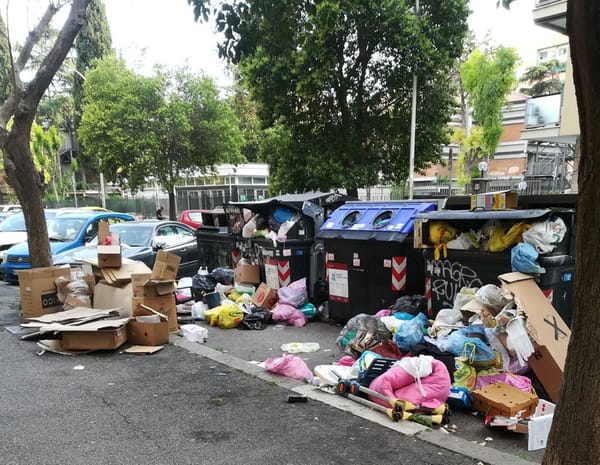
[35,317,130,334]
[21,307,121,326]
[123,345,164,355]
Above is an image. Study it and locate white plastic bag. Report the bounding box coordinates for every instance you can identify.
[522,217,567,254]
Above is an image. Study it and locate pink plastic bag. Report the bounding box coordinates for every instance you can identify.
[264,354,314,382]
[475,372,533,393]
[277,278,308,307]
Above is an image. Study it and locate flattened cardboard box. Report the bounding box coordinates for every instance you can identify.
[132,295,177,332]
[498,272,570,402]
[151,250,181,281]
[17,266,71,319]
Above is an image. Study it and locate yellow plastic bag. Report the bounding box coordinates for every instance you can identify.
[453,359,477,391]
[203,307,221,326]
[488,221,531,252]
[429,221,457,260]
[218,306,244,329]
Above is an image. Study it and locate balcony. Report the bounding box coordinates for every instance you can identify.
[533,0,567,34]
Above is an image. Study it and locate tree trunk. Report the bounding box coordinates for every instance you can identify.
[3,126,50,267]
[0,0,91,270]
[168,190,177,221]
[543,2,600,464]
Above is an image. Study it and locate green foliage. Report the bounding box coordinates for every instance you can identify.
[460,47,518,159]
[519,59,565,96]
[30,122,61,189]
[189,0,470,193]
[78,58,245,194]
[74,0,113,127]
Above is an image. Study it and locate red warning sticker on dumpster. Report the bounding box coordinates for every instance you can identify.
[328,262,349,303]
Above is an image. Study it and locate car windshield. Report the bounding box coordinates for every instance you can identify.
[46,217,87,241]
[0,212,26,231]
[110,225,153,247]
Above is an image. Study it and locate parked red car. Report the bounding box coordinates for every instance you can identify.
[179,210,204,229]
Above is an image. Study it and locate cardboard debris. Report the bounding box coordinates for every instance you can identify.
[127,303,170,346]
[151,250,181,281]
[34,316,130,334]
[37,339,90,356]
[21,307,121,326]
[472,382,538,419]
[252,283,278,310]
[93,282,133,316]
[97,221,122,268]
[498,272,570,402]
[124,345,164,355]
[83,258,152,284]
[131,272,177,297]
[17,266,71,319]
[234,263,260,284]
[61,325,128,351]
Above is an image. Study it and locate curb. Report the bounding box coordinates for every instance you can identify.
[172,336,539,465]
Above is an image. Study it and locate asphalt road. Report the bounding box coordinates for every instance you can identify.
[0,282,542,465]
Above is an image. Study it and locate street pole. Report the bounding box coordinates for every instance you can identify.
[408,0,419,200]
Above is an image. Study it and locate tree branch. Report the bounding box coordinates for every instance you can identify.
[21,0,91,119]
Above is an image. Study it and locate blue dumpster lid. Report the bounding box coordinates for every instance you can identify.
[317,201,437,241]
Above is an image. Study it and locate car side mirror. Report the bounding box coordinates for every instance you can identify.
[152,240,166,251]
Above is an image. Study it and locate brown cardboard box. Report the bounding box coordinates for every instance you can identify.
[61,325,127,350]
[131,273,177,298]
[472,382,538,418]
[234,264,260,284]
[252,283,278,310]
[133,295,177,332]
[127,304,169,346]
[97,221,122,268]
[93,282,133,316]
[151,250,181,281]
[470,190,518,211]
[17,266,71,319]
[498,272,570,402]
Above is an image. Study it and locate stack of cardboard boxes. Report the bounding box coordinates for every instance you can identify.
[17,221,183,352]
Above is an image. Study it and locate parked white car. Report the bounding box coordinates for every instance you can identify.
[0,209,60,263]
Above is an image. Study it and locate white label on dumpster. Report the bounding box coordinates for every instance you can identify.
[264,261,280,289]
[328,262,349,302]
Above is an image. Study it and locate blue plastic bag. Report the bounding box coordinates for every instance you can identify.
[442,326,495,364]
[393,312,429,351]
[511,242,546,274]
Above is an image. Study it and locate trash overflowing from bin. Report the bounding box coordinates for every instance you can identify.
[7,198,575,453]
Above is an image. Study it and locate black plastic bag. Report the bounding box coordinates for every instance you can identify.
[390,294,427,316]
[191,274,217,300]
[210,267,235,285]
[237,309,272,330]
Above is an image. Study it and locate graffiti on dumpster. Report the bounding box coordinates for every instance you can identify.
[425,258,482,309]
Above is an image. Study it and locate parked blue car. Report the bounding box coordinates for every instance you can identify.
[0,211,134,283]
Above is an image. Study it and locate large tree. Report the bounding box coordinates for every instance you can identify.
[0,0,91,269]
[501,1,599,464]
[188,0,469,196]
[78,59,245,218]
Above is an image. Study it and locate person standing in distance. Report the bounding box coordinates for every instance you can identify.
[156,205,165,220]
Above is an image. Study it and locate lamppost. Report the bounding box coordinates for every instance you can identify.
[408,0,419,200]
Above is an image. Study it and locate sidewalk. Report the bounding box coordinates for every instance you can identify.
[177,317,545,465]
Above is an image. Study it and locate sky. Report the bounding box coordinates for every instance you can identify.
[2,0,566,88]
